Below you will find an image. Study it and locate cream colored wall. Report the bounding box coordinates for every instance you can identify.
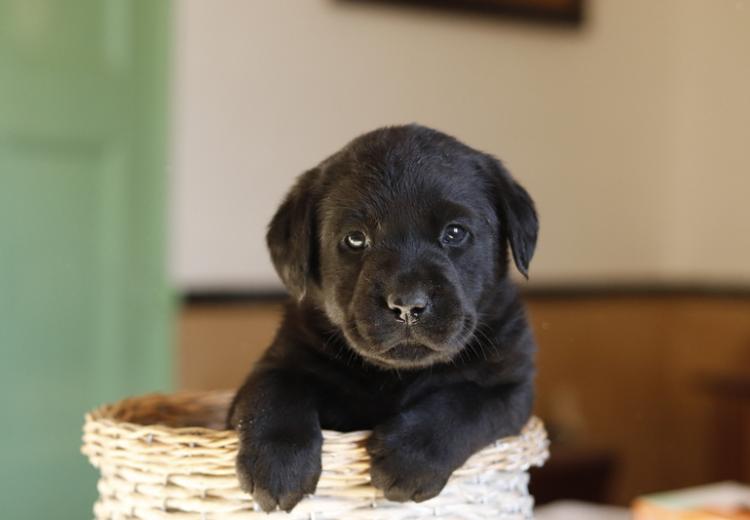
[170,0,750,290]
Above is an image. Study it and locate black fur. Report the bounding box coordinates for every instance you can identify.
[228,124,539,512]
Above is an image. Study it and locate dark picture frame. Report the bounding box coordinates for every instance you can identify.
[344,0,585,25]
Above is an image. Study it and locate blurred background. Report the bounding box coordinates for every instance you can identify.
[1,0,749,518]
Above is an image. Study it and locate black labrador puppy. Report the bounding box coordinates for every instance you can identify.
[228,124,539,512]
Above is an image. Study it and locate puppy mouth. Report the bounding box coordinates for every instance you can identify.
[382,341,437,360]
[360,342,444,369]
[344,317,474,369]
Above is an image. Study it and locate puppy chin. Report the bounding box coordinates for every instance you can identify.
[376,343,456,369]
[353,342,452,370]
[343,324,467,370]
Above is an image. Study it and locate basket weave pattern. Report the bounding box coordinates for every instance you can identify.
[82,392,549,519]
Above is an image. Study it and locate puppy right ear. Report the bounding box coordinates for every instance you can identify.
[482,156,539,279]
[266,168,321,301]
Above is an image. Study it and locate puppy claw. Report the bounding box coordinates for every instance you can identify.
[383,480,412,503]
[379,477,446,503]
[278,491,306,513]
[412,483,445,503]
[251,487,279,513]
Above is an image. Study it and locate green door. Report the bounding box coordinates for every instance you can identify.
[0,1,172,518]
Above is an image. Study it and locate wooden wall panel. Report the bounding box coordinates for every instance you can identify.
[529,298,674,503]
[528,295,750,503]
[178,303,282,391]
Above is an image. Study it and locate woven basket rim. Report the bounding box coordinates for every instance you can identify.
[84,391,234,435]
[83,390,548,446]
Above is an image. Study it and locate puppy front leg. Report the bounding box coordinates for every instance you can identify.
[368,380,533,503]
[228,368,322,512]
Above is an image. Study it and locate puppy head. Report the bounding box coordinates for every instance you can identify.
[267,125,538,369]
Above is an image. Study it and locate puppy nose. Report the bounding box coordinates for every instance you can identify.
[387,290,429,324]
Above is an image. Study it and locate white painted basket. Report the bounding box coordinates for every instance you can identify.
[82,391,549,519]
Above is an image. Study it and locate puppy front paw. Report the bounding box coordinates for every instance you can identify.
[236,430,322,512]
[367,418,455,503]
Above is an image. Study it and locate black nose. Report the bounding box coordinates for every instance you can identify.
[387,290,429,325]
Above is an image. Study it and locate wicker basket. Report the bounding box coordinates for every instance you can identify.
[82,391,549,519]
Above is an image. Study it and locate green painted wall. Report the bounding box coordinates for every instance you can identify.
[0,1,173,518]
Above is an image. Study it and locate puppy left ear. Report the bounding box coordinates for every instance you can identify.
[483,157,539,278]
[266,168,321,301]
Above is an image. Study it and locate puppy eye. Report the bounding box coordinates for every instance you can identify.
[441,224,468,246]
[344,231,369,250]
